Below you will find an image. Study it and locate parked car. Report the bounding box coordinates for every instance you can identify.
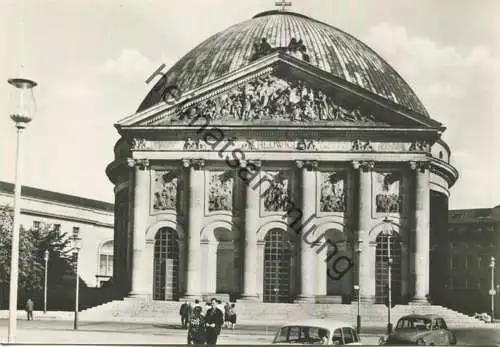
[378,314,457,345]
[272,319,362,345]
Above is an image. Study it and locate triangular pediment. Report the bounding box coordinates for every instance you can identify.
[118,54,443,130]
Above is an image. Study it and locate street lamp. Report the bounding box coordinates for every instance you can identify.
[387,256,394,334]
[7,77,37,344]
[43,249,49,314]
[381,217,396,335]
[72,227,82,330]
[355,238,362,334]
[490,256,496,323]
[353,284,360,334]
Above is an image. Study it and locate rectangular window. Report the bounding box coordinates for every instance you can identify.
[33,221,40,229]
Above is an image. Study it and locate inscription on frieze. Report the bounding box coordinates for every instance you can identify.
[319,171,347,213]
[139,140,413,152]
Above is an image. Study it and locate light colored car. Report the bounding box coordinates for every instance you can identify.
[272,319,362,345]
[378,314,457,345]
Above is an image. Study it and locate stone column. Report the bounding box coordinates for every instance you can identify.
[296,160,319,302]
[128,158,150,297]
[353,160,375,302]
[411,161,430,303]
[241,160,262,300]
[183,159,205,298]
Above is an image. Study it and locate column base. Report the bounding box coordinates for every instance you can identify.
[128,292,152,300]
[354,295,375,304]
[409,297,430,305]
[295,295,318,303]
[238,294,260,302]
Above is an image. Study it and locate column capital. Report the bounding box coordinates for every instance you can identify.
[409,160,431,172]
[352,160,375,171]
[296,160,318,171]
[182,159,205,170]
[127,158,150,170]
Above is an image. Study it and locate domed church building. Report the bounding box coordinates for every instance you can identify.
[106,8,458,305]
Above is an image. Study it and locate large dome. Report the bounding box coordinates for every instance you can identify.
[138,10,429,117]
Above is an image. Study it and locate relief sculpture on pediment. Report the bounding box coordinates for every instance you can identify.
[170,74,376,124]
[152,171,179,211]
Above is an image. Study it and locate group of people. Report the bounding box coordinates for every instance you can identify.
[179,298,237,344]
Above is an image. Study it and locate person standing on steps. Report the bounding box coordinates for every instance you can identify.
[205,298,224,344]
[25,298,34,320]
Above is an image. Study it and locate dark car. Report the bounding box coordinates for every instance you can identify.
[379,314,457,346]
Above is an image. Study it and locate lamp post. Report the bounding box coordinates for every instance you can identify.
[72,227,82,330]
[355,238,362,334]
[490,256,496,323]
[353,284,360,333]
[43,249,49,314]
[382,217,395,335]
[387,255,393,334]
[7,77,37,344]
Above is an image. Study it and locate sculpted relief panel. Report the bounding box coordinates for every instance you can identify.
[152,170,180,212]
[373,172,403,214]
[260,170,290,213]
[319,171,347,213]
[167,74,377,124]
[207,171,234,212]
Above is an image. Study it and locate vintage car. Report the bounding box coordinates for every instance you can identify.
[378,314,457,345]
[272,319,362,345]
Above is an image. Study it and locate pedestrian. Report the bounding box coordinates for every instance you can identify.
[187,306,206,344]
[205,298,224,345]
[224,302,230,328]
[179,300,190,329]
[228,303,237,329]
[25,298,34,320]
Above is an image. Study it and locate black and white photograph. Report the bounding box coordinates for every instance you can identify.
[0,0,499,345]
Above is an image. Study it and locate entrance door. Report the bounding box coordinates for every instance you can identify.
[216,241,234,293]
[153,227,179,300]
[375,233,401,304]
[263,228,291,303]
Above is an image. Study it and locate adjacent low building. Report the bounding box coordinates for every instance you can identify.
[0,181,114,288]
[439,206,500,316]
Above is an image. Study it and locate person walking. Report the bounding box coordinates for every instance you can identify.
[205,298,224,345]
[187,306,206,344]
[179,300,190,329]
[25,298,34,320]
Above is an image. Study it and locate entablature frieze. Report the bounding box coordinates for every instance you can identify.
[128,138,432,153]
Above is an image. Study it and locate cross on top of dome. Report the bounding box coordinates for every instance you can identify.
[275,0,292,11]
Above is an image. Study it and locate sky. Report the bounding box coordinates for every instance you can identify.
[0,0,499,210]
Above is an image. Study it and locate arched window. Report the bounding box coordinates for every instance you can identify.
[98,241,114,286]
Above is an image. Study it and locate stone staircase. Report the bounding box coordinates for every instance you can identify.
[79,299,487,328]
